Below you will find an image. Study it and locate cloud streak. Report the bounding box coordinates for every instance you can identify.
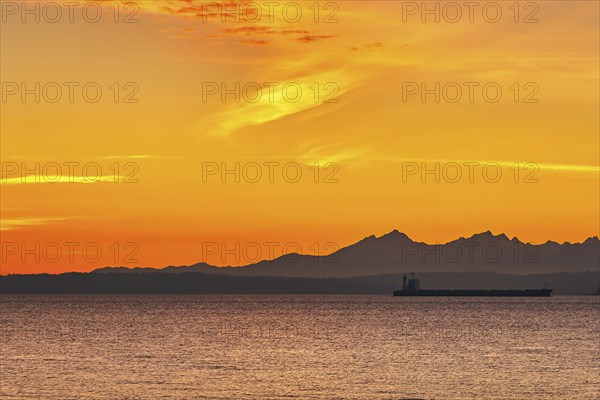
[0,217,71,231]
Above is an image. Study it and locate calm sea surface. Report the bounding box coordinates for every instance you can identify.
[1,295,598,400]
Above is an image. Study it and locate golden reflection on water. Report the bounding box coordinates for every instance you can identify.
[1,295,599,399]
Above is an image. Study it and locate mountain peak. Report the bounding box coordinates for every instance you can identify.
[358,234,377,242]
[380,229,412,241]
[469,231,510,241]
[469,231,492,239]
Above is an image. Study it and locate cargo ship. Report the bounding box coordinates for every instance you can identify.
[393,273,552,297]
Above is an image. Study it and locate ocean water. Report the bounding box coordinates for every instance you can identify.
[1,295,598,400]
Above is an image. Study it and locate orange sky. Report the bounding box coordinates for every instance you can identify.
[1,0,599,274]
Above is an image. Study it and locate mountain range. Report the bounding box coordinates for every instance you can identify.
[93,230,600,278]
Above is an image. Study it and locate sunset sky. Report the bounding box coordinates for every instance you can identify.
[1,0,599,274]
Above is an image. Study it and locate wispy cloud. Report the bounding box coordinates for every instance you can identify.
[377,158,600,174]
[0,217,71,231]
[310,153,600,174]
[194,68,363,137]
[296,35,336,43]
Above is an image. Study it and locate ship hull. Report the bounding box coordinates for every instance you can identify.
[393,289,552,297]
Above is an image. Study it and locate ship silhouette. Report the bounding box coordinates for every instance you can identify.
[393,273,553,297]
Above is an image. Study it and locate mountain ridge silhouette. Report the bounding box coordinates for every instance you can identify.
[91,230,600,278]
